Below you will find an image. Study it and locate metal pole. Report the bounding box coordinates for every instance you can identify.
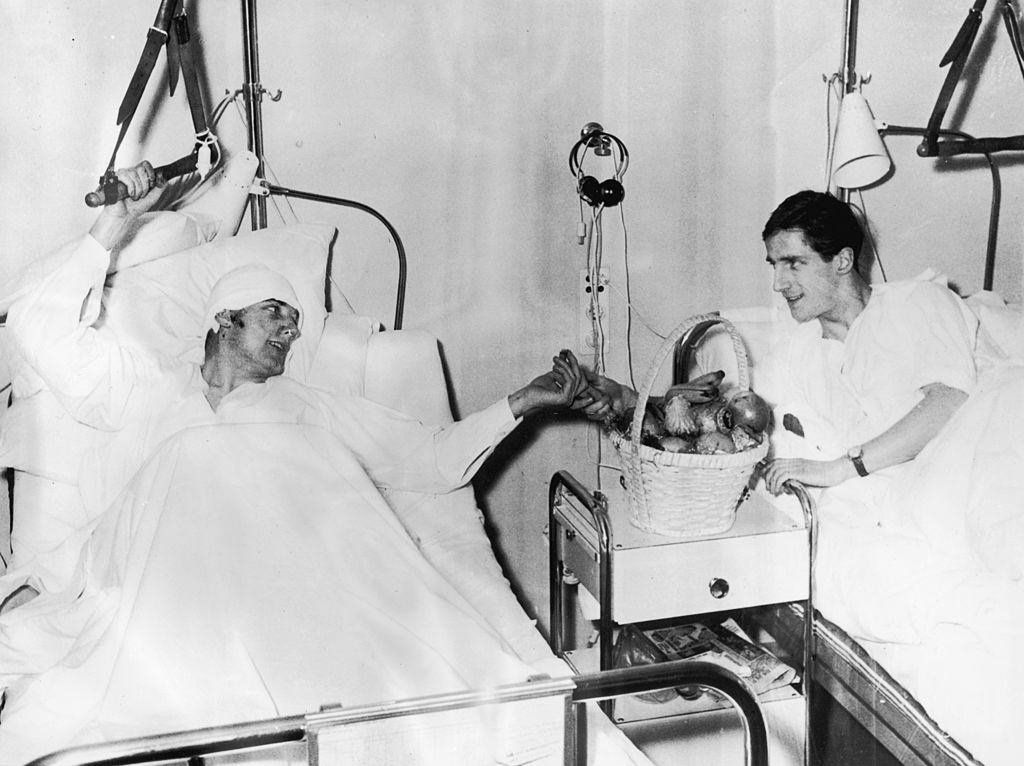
[842,0,860,95]
[241,0,267,229]
[838,0,860,203]
[786,480,817,766]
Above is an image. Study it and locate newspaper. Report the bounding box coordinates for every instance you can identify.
[642,618,798,695]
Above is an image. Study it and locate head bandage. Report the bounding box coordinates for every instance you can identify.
[202,263,303,333]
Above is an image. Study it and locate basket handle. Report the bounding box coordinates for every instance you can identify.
[629,313,751,447]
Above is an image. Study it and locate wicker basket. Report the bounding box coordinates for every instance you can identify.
[610,313,768,538]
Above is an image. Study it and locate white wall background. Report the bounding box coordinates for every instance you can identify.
[2,1,1022,631]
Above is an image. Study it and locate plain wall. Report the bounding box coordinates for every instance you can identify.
[2,1,1022,629]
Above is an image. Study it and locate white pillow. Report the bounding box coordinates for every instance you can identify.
[100,223,339,382]
[967,292,1024,361]
[108,210,221,273]
[306,313,380,395]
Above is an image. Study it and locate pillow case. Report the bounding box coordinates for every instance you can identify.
[307,313,380,395]
[966,292,1024,361]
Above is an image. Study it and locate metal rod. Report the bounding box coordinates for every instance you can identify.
[548,471,613,668]
[265,184,407,330]
[842,0,860,94]
[241,0,267,230]
[548,471,615,718]
[573,660,770,766]
[549,472,566,658]
[786,480,817,766]
[26,715,307,766]
[26,662,772,766]
[838,0,861,203]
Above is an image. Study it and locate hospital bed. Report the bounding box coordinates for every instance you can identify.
[0,153,771,766]
[673,300,1024,766]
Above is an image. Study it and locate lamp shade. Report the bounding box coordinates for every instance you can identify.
[832,92,892,189]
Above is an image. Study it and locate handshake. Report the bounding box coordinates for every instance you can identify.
[523,350,636,421]
[529,351,736,429]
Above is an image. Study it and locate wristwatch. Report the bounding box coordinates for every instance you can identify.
[847,445,869,477]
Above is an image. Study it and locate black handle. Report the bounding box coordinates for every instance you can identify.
[84,152,199,208]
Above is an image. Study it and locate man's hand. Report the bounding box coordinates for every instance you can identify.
[89,161,164,250]
[508,350,588,417]
[762,456,855,495]
[571,368,637,422]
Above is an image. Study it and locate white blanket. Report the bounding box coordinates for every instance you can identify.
[0,422,537,763]
[768,356,1024,766]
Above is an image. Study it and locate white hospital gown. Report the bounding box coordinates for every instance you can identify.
[761,274,978,459]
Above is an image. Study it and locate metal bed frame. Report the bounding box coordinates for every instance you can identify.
[26,661,770,766]
[758,605,984,766]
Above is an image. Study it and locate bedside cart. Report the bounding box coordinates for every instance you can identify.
[548,469,817,766]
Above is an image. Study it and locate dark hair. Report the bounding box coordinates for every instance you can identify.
[761,190,864,265]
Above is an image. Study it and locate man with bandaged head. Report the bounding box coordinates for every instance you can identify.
[199,263,305,408]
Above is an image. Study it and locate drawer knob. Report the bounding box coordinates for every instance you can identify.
[708,577,730,599]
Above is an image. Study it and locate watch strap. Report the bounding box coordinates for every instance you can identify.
[849,449,869,477]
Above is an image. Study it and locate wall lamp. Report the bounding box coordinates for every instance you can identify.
[830,0,1024,291]
[831,90,892,189]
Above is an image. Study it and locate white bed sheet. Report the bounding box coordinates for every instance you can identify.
[0,420,653,766]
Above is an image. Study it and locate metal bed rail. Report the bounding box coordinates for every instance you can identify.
[26,661,768,766]
[549,469,614,670]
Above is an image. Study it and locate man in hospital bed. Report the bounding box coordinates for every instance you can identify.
[756,189,1024,766]
[0,163,590,763]
[577,188,1024,765]
[755,190,1023,577]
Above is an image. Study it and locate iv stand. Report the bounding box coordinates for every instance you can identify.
[240,0,268,231]
[238,0,407,330]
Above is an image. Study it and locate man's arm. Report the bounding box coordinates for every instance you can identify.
[763,382,968,494]
[6,164,162,429]
[327,351,587,492]
[507,350,588,417]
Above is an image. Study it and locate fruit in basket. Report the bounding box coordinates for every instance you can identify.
[610,403,665,444]
[730,426,761,452]
[663,370,725,405]
[658,435,693,453]
[689,400,728,435]
[606,369,767,456]
[662,396,698,436]
[721,389,771,442]
[694,430,737,454]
